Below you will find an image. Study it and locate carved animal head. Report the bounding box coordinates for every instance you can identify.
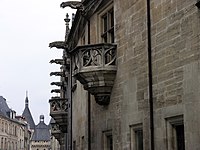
[60,2,66,8]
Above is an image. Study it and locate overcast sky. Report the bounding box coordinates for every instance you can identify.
[0,0,75,124]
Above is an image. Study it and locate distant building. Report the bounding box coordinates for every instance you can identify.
[21,94,60,150]
[0,96,31,150]
[30,115,51,150]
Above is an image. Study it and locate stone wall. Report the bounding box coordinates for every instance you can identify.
[151,1,200,149]
[71,0,200,149]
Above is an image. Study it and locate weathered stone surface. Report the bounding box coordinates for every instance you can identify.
[66,0,200,149]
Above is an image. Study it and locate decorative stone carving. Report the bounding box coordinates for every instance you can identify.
[51,82,64,87]
[50,59,64,65]
[51,89,62,93]
[49,41,67,49]
[60,1,83,10]
[50,71,65,77]
[49,97,68,131]
[60,0,103,18]
[70,43,117,105]
[51,123,61,135]
[50,99,68,112]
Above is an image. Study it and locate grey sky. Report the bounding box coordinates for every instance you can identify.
[0,0,75,124]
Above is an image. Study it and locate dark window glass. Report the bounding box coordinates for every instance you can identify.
[101,8,114,43]
[103,15,108,32]
[73,141,76,150]
[175,125,185,150]
[107,135,113,150]
[135,130,143,150]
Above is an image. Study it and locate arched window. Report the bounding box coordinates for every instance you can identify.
[1,137,3,149]
[5,138,7,150]
[5,122,7,133]
[15,126,17,136]
[2,121,4,132]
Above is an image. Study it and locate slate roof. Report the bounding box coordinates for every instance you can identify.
[31,115,51,141]
[22,96,35,129]
[0,96,10,117]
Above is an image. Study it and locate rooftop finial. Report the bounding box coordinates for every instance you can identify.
[72,13,75,23]
[40,115,44,122]
[25,90,29,107]
[64,13,70,41]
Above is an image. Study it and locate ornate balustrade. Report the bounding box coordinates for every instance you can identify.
[70,43,117,105]
[49,97,68,130]
[51,122,62,139]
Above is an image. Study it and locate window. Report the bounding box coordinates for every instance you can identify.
[174,125,185,150]
[5,138,7,150]
[103,130,113,150]
[166,115,185,150]
[73,140,76,150]
[2,121,4,132]
[81,136,85,150]
[100,7,114,43]
[1,138,3,149]
[130,124,143,150]
[5,122,7,133]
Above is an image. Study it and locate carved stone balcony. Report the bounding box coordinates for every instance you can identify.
[49,97,68,131]
[70,43,117,105]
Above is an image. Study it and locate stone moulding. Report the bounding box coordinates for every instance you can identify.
[70,43,117,105]
[49,97,68,129]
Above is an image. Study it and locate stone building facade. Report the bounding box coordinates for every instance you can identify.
[49,0,200,150]
[0,96,31,150]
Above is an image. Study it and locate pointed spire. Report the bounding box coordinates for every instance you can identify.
[64,13,70,41]
[25,91,29,107]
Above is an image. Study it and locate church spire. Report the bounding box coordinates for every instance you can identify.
[25,91,29,107]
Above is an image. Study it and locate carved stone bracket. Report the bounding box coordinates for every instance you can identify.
[71,43,117,105]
